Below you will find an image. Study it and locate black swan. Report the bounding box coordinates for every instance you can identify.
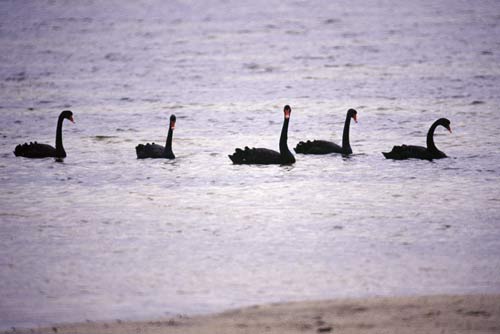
[294,108,358,155]
[382,118,452,160]
[229,105,295,165]
[136,114,176,159]
[14,110,74,159]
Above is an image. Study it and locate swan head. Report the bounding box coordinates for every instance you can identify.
[284,105,291,119]
[61,110,74,123]
[438,118,452,133]
[170,114,176,130]
[348,108,358,123]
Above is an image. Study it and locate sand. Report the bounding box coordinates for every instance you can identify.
[5,294,500,334]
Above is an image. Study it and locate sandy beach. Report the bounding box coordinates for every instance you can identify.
[6,294,500,334]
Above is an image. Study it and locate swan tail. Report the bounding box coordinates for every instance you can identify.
[382,151,393,159]
[382,145,410,160]
[14,143,28,156]
[135,144,147,159]
[294,140,311,154]
[228,148,246,164]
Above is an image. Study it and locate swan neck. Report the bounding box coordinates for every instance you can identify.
[342,113,352,152]
[55,114,66,157]
[426,121,439,151]
[279,117,291,155]
[165,128,174,151]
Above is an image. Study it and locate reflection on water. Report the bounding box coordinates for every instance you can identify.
[1,0,500,329]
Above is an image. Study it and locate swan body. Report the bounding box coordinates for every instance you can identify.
[136,115,176,159]
[229,105,295,165]
[229,147,284,165]
[383,118,452,161]
[135,143,173,159]
[294,139,343,155]
[295,108,358,155]
[14,142,60,158]
[14,110,74,159]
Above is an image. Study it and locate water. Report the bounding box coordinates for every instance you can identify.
[1,0,500,329]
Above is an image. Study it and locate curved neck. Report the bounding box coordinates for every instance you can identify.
[342,113,352,153]
[279,117,291,155]
[279,116,295,163]
[164,128,174,153]
[426,120,440,152]
[55,115,66,157]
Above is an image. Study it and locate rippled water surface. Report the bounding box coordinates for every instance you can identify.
[1,0,500,329]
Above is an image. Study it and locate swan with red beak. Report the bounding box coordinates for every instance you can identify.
[136,114,176,159]
[229,105,295,165]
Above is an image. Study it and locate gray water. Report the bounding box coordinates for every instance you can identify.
[1,0,500,330]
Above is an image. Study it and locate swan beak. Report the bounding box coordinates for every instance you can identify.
[170,121,176,130]
[69,116,75,123]
[284,110,291,119]
[353,114,358,123]
[448,127,452,133]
